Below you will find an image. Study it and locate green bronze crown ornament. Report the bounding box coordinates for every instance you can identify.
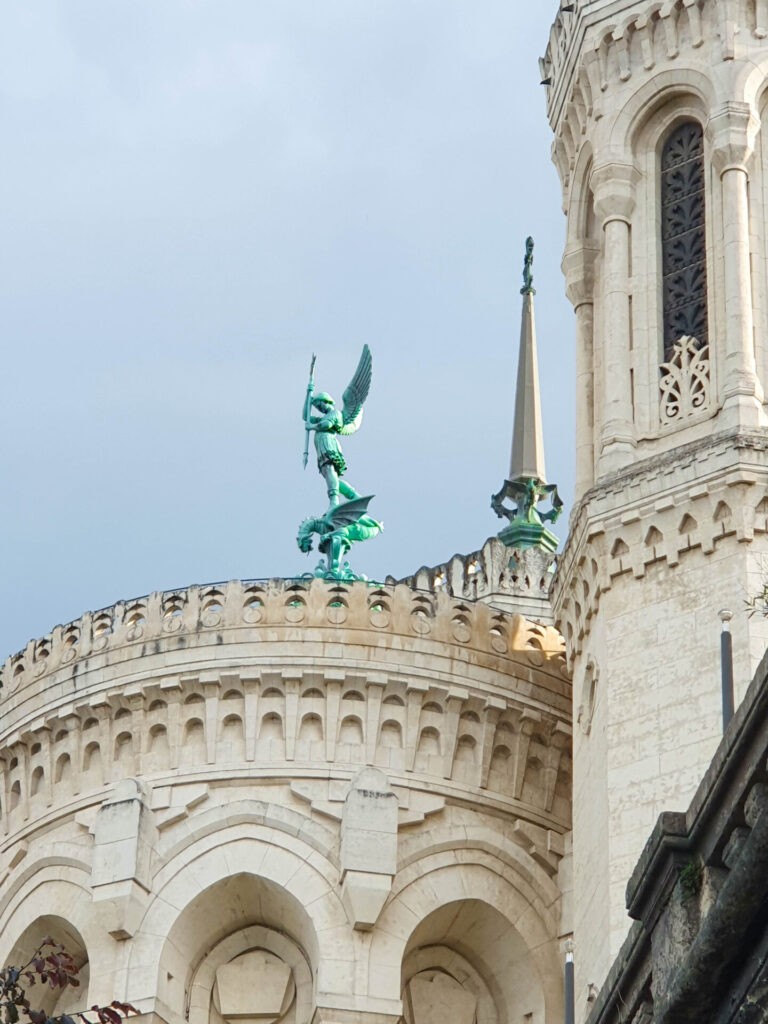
[297,345,382,580]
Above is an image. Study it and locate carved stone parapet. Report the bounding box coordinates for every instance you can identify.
[394,536,558,625]
[0,578,572,846]
[552,430,768,661]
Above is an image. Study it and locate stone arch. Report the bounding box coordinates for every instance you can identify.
[605,78,714,407]
[417,726,440,754]
[260,712,283,739]
[369,853,562,1022]
[301,687,324,700]
[0,866,115,1011]
[611,537,629,558]
[714,499,733,524]
[4,916,90,1017]
[218,714,245,760]
[488,743,512,795]
[128,826,354,1009]
[83,741,101,775]
[401,900,539,1024]
[679,512,697,534]
[188,924,312,1024]
[402,944,497,1024]
[451,735,479,784]
[257,711,286,760]
[54,752,71,785]
[378,719,403,747]
[114,730,133,761]
[181,718,206,767]
[153,873,318,1022]
[566,141,596,246]
[261,687,283,699]
[298,713,323,742]
[159,801,338,869]
[736,53,768,113]
[146,724,170,771]
[29,765,44,797]
[610,69,715,159]
[337,714,364,746]
[341,689,364,703]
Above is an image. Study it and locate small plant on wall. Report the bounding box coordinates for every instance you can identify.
[0,939,137,1024]
[746,580,768,618]
[678,860,703,902]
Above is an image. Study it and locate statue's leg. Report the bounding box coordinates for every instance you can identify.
[321,465,340,507]
[339,478,360,501]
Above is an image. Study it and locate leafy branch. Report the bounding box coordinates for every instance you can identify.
[0,940,137,1024]
[746,582,768,618]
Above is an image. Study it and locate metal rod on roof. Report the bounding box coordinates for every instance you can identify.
[720,609,735,732]
[565,941,575,1024]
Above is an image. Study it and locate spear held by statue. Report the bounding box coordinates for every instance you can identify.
[302,354,317,469]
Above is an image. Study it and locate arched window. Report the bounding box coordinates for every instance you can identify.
[661,121,707,361]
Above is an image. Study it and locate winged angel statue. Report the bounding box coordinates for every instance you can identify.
[297,345,382,579]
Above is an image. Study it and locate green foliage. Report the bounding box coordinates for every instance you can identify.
[0,941,138,1024]
[679,860,702,900]
[745,582,768,618]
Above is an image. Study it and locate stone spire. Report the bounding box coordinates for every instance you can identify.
[509,238,547,483]
[491,238,562,553]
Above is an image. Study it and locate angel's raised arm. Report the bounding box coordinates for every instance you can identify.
[340,345,373,435]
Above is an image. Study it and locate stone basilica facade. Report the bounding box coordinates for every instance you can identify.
[6,2,768,1023]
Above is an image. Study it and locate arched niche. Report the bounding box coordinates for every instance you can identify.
[156,872,319,1022]
[4,916,90,1017]
[401,900,545,1024]
[188,924,312,1024]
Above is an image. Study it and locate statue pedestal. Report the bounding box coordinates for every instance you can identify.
[498,519,559,554]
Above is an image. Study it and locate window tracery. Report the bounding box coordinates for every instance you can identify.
[661,121,707,360]
[659,121,711,425]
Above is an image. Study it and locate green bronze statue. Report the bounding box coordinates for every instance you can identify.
[521,236,536,296]
[298,346,382,579]
[302,345,372,509]
[297,497,382,581]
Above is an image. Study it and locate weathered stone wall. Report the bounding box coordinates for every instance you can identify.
[586,647,768,1024]
[543,0,768,1013]
[0,578,572,1024]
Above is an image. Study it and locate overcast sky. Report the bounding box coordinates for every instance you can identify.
[2,1,574,659]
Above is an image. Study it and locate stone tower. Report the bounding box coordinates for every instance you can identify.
[542,0,768,1010]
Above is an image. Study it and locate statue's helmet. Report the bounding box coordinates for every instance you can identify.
[312,392,335,408]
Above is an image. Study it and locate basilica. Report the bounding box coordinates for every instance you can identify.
[3,2,768,1023]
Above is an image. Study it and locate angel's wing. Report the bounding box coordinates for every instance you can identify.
[340,345,372,434]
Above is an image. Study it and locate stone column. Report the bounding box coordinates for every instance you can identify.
[563,244,600,499]
[592,164,640,474]
[709,105,765,421]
